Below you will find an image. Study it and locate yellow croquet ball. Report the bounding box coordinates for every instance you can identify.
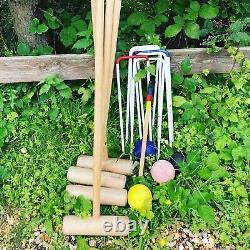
[128,184,152,212]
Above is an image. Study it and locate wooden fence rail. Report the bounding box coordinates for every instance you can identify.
[0,47,249,84]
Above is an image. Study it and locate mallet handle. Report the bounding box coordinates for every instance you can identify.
[92,0,105,218]
[139,85,154,176]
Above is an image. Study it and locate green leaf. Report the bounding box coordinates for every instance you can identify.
[32,45,53,56]
[190,1,200,12]
[154,14,168,26]
[44,8,60,29]
[59,88,72,99]
[198,205,216,226]
[73,38,92,50]
[206,152,220,170]
[184,22,200,39]
[165,24,182,38]
[127,12,147,26]
[72,19,87,32]
[173,96,187,107]
[146,65,156,75]
[44,220,53,235]
[76,237,89,250]
[56,83,69,90]
[29,18,48,34]
[80,88,93,105]
[235,186,248,198]
[156,0,170,14]
[229,32,250,46]
[180,58,192,74]
[185,8,199,21]
[59,26,78,47]
[17,43,31,56]
[210,168,229,180]
[199,4,219,19]
[140,20,155,34]
[48,108,59,120]
[39,84,51,95]
[232,146,245,160]
[0,127,8,139]
[134,69,147,82]
[172,72,184,85]
[173,16,185,26]
[184,78,197,91]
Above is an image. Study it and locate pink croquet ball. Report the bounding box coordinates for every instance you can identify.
[151,160,175,183]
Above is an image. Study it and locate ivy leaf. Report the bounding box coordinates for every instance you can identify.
[198,205,216,226]
[173,96,187,107]
[17,43,31,56]
[199,4,219,19]
[29,18,48,34]
[180,58,192,74]
[60,26,78,47]
[39,84,51,95]
[72,38,92,50]
[165,24,182,38]
[184,22,200,39]
[127,12,147,26]
[44,8,60,29]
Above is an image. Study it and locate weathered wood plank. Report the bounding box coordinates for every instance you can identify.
[0,47,249,84]
[0,54,95,84]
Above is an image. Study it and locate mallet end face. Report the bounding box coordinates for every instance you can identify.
[63,215,130,236]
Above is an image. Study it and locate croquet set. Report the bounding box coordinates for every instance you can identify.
[62,0,184,236]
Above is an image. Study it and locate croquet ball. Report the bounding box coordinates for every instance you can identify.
[128,184,152,212]
[151,160,175,183]
[133,140,156,158]
[169,151,185,175]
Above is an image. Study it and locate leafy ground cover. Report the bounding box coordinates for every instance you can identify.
[0,48,249,249]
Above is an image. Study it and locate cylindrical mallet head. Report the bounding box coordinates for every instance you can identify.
[77,155,135,176]
[67,167,126,189]
[151,160,175,183]
[66,185,127,206]
[63,215,130,236]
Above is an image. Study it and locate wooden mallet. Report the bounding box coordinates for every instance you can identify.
[63,0,130,236]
